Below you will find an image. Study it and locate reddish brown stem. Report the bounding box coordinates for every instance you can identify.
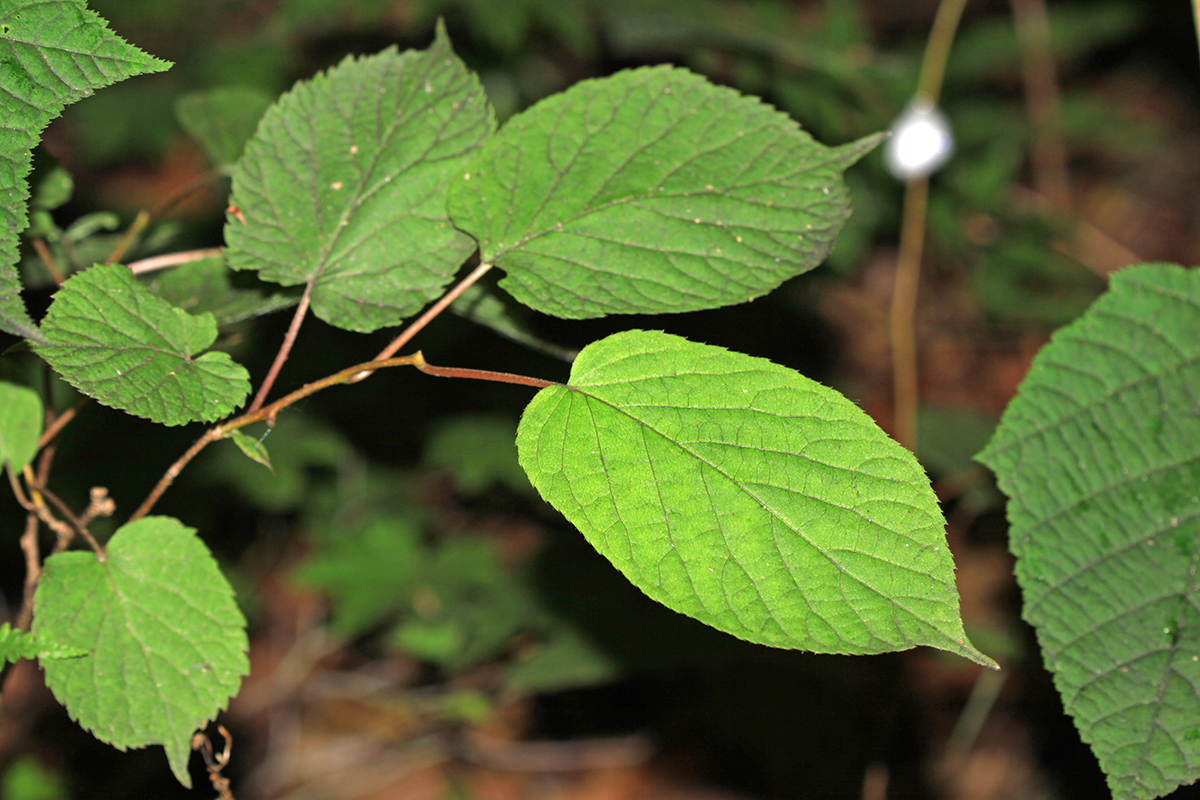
[417,362,559,390]
[352,261,495,382]
[248,282,314,413]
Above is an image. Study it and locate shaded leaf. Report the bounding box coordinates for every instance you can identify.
[175,87,272,167]
[0,381,41,472]
[33,517,249,787]
[518,330,992,665]
[226,23,494,332]
[35,264,251,426]
[139,254,301,326]
[450,283,578,361]
[978,263,1200,800]
[448,65,880,318]
[0,0,169,342]
[424,414,533,495]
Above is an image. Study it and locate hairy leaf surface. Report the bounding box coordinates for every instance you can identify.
[0,0,168,342]
[979,263,1200,800]
[226,23,494,332]
[449,65,880,318]
[34,518,249,787]
[35,264,250,425]
[0,381,42,472]
[518,330,992,665]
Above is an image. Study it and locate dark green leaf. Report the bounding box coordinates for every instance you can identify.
[978,263,1200,800]
[227,429,272,471]
[33,517,248,787]
[0,0,169,342]
[518,330,993,665]
[448,65,880,318]
[226,23,494,332]
[35,264,251,425]
[139,255,301,326]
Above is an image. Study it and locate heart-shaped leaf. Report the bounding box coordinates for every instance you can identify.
[35,264,250,426]
[34,517,249,787]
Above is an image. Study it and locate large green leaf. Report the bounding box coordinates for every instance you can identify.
[33,517,249,787]
[978,263,1200,800]
[0,0,169,342]
[35,264,251,426]
[0,381,42,472]
[448,65,880,319]
[225,23,494,332]
[518,330,992,665]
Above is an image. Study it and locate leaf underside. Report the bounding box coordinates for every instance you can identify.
[35,264,251,426]
[518,330,992,666]
[34,517,249,787]
[0,0,169,342]
[449,65,881,319]
[226,21,494,332]
[979,263,1200,800]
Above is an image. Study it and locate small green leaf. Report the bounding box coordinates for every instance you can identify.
[0,623,86,665]
[226,23,494,332]
[424,414,532,495]
[517,330,993,666]
[175,87,272,167]
[0,381,42,473]
[978,263,1200,800]
[227,429,272,471]
[448,65,881,318]
[35,264,251,426]
[0,0,169,342]
[33,517,248,787]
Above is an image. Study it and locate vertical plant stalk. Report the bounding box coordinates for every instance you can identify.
[1011,0,1070,210]
[891,0,970,451]
[247,282,314,413]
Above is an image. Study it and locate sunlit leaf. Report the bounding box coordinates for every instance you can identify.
[518,330,993,665]
[449,65,880,318]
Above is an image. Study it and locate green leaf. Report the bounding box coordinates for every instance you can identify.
[33,517,248,787]
[227,429,272,471]
[0,381,42,472]
[977,263,1200,800]
[175,87,272,167]
[34,264,251,426]
[0,623,86,665]
[0,0,169,342]
[450,283,578,361]
[448,65,881,318]
[226,23,494,332]
[424,414,533,495]
[517,330,992,666]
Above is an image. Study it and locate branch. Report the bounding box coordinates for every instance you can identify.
[248,281,313,413]
[127,247,225,276]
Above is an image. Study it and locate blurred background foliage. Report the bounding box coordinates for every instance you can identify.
[5,0,1200,798]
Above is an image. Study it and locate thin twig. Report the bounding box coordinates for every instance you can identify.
[130,353,426,522]
[15,515,40,632]
[351,262,495,383]
[31,238,65,286]
[416,362,559,390]
[127,247,225,276]
[890,0,971,452]
[1011,0,1070,210]
[37,398,88,450]
[891,177,930,451]
[248,282,314,413]
[105,210,150,265]
[24,471,104,559]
